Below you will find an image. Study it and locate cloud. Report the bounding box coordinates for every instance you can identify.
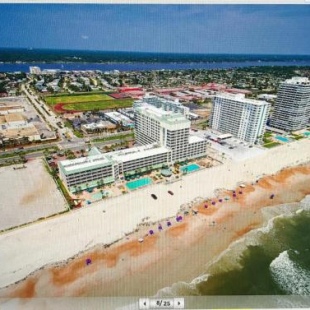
[81,35,89,40]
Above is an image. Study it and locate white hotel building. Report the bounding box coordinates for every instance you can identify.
[209,93,270,144]
[59,96,207,193]
[270,77,310,132]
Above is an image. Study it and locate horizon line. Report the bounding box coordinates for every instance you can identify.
[0,47,310,57]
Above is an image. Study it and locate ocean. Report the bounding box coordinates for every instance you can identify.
[156,195,310,298]
[1,60,310,73]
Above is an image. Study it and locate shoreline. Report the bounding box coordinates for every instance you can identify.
[0,139,310,296]
[1,162,310,297]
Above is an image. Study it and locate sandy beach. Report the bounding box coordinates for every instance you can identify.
[0,139,310,297]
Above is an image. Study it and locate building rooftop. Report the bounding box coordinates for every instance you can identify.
[0,116,5,125]
[105,111,133,123]
[60,143,172,174]
[107,143,171,162]
[5,113,25,123]
[135,103,190,125]
[189,135,205,144]
[88,147,102,157]
[215,93,269,106]
[283,77,310,85]
[60,154,113,174]
[0,124,39,138]
[82,121,116,130]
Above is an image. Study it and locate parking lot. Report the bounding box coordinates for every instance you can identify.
[191,129,266,161]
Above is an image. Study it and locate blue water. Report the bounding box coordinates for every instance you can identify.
[275,135,290,143]
[156,196,310,299]
[1,60,310,73]
[181,163,200,173]
[91,192,103,200]
[304,132,310,137]
[126,177,152,190]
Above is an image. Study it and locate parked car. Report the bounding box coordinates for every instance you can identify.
[151,194,158,200]
[168,190,174,195]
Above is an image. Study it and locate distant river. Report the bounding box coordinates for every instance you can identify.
[1,60,310,73]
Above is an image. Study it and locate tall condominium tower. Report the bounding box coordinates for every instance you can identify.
[270,77,310,132]
[209,93,270,144]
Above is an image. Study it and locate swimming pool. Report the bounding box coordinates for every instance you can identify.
[126,177,152,190]
[91,192,103,201]
[181,163,200,173]
[275,135,290,143]
[304,131,310,137]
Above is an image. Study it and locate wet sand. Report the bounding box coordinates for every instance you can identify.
[1,164,310,297]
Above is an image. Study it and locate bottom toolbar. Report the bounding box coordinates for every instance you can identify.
[139,298,185,309]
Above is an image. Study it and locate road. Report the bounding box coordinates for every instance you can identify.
[22,84,85,146]
[22,84,134,152]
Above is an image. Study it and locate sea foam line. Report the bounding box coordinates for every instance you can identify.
[270,250,310,295]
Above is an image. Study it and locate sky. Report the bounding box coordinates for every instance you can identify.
[0,4,309,55]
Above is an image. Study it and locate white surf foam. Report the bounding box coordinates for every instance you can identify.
[270,250,310,295]
[154,274,209,297]
[300,195,310,210]
[155,200,310,298]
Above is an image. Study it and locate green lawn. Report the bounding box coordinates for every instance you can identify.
[63,99,134,111]
[92,132,134,142]
[264,142,281,148]
[264,132,273,137]
[45,93,113,105]
[291,134,304,140]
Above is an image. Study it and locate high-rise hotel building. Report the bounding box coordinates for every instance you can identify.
[209,93,270,144]
[134,98,206,161]
[59,96,207,193]
[270,77,310,132]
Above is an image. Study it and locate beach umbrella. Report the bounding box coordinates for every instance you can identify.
[239,191,243,194]
[219,199,223,203]
[85,258,92,266]
[233,190,236,193]
[204,204,208,208]
[158,225,163,231]
[270,194,275,199]
[167,221,172,227]
[138,238,144,243]
[212,201,216,205]
[149,230,154,235]
[233,193,236,197]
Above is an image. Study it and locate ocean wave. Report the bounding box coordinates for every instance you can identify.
[154,275,209,297]
[154,200,310,297]
[270,250,310,295]
[204,202,303,274]
[300,194,310,210]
